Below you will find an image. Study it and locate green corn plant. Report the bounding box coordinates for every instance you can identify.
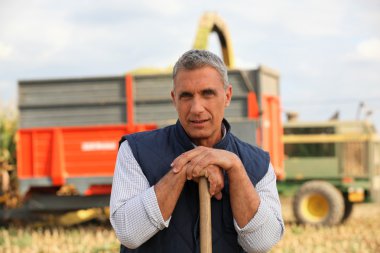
[0,103,19,207]
[0,115,17,168]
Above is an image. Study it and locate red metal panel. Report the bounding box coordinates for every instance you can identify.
[63,126,130,176]
[261,95,285,179]
[17,124,157,192]
[247,91,260,119]
[18,130,54,179]
[125,74,134,125]
[84,185,113,195]
[34,131,53,178]
[51,129,65,185]
[17,131,33,178]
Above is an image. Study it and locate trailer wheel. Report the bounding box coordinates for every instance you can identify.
[293,181,344,226]
[341,198,354,222]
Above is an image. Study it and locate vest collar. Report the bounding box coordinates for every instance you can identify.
[214,118,231,149]
[175,118,231,150]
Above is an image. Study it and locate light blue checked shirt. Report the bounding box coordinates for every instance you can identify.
[110,141,284,252]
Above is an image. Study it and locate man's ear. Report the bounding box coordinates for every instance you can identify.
[225,85,232,107]
[171,90,176,106]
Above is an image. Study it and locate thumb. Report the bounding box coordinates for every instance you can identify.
[213,192,223,200]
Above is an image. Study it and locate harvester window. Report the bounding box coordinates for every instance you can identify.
[285,143,335,157]
[284,127,335,135]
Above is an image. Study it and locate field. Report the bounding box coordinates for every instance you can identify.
[1,197,379,253]
[271,198,380,253]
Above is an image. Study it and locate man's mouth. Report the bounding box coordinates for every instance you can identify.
[190,119,208,124]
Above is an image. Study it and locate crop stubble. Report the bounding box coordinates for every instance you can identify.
[0,197,379,253]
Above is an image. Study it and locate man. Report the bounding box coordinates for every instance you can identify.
[110,49,284,253]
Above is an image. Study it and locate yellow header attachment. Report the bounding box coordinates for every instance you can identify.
[193,12,235,68]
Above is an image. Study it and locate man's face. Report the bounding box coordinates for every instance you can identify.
[171,66,232,147]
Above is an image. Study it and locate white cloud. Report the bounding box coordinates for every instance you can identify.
[216,0,345,37]
[272,0,345,37]
[0,2,72,65]
[345,38,380,62]
[143,0,184,16]
[357,39,380,61]
[0,80,17,104]
[0,42,13,59]
[0,0,380,130]
[234,57,259,69]
[294,63,321,78]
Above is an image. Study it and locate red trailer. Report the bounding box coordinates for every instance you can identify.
[2,67,283,223]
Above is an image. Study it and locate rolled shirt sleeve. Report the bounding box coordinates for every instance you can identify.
[234,163,285,252]
[110,141,170,249]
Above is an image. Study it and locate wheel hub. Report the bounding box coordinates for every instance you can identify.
[301,193,330,222]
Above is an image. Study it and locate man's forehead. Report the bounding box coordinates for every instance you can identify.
[173,68,224,88]
[173,79,222,93]
[174,66,221,79]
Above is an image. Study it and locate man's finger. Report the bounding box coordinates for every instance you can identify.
[214,192,223,200]
[171,147,208,173]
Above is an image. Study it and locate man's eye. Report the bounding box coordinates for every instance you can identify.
[203,90,215,96]
[179,93,192,99]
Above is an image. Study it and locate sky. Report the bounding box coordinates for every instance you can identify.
[1,0,380,129]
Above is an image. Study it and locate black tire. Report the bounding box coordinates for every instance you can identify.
[292,181,344,226]
[341,197,354,222]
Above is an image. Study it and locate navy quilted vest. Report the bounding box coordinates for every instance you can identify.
[119,119,269,253]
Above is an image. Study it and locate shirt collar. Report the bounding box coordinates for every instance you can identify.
[191,122,227,147]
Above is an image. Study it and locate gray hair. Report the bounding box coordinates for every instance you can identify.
[172,49,229,89]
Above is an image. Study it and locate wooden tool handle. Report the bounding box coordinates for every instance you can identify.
[199,177,212,253]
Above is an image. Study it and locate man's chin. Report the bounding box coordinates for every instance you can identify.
[185,130,209,141]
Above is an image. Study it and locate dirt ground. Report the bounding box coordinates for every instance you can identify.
[1,197,380,253]
[271,197,380,253]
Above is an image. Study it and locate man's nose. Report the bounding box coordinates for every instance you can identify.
[190,97,205,114]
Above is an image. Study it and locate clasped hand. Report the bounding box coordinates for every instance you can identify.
[171,146,238,200]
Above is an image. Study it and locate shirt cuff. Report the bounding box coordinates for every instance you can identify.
[233,202,269,235]
[142,186,171,229]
